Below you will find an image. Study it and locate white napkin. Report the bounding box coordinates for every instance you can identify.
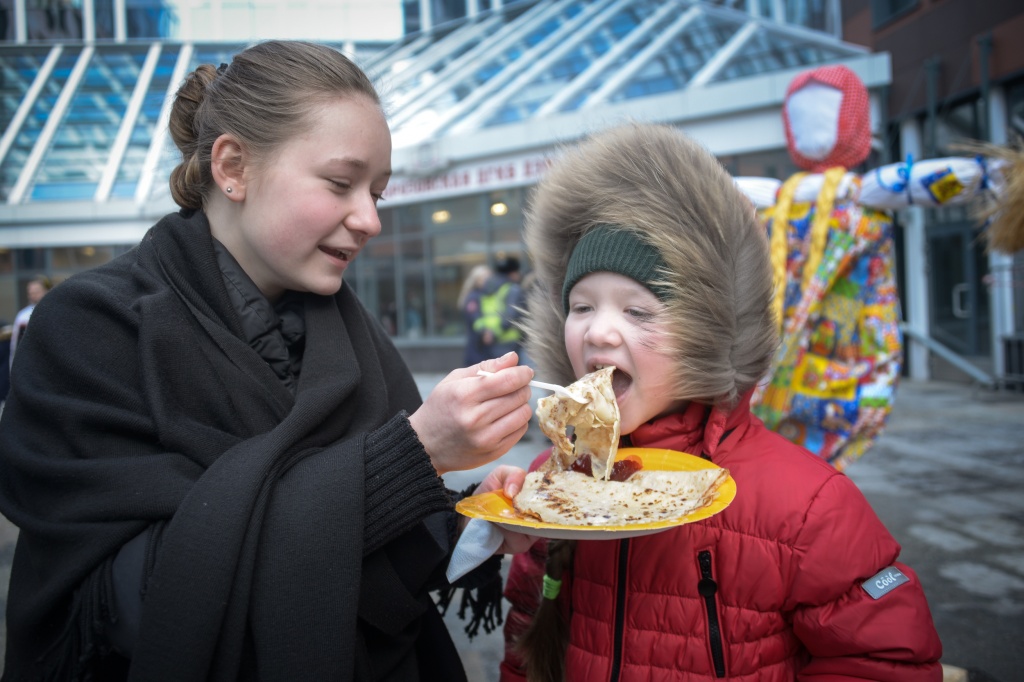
[447,518,504,583]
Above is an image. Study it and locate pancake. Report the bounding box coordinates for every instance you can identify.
[513,467,729,527]
[535,367,619,479]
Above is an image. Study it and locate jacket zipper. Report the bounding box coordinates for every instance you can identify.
[698,549,726,677]
[608,538,630,682]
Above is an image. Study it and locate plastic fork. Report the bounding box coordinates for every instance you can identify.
[476,369,590,403]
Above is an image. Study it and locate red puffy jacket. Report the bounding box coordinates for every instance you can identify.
[501,395,942,681]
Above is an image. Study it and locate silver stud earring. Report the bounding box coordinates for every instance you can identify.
[226,187,233,194]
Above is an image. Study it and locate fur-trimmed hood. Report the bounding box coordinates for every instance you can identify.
[522,123,778,407]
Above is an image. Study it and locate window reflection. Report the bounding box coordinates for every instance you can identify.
[0,249,14,324]
[374,189,531,341]
[51,245,115,270]
[353,220,398,337]
[0,249,12,275]
[399,234,427,338]
[718,147,800,179]
[0,244,136,325]
[490,188,525,263]
[433,224,487,338]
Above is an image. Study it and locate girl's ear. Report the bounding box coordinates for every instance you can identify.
[210,133,248,201]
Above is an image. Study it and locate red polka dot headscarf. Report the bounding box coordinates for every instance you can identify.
[782,65,871,172]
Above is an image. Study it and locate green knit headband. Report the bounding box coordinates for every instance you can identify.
[562,224,668,313]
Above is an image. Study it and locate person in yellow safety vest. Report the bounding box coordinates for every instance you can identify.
[473,254,526,360]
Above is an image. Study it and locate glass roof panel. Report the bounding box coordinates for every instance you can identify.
[558,39,646,112]
[373,19,493,104]
[0,47,53,139]
[0,0,869,207]
[710,30,849,83]
[150,134,180,204]
[610,12,743,102]
[0,46,82,202]
[28,46,151,202]
[481,0,663,128]
[151,44,245,205]
[191,43,253,69]
[111,45,182,199]
[431,0,594,109]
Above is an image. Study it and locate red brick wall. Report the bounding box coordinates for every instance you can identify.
[839,0,1024,118]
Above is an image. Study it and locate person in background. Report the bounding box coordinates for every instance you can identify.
[0,40,534,682]
[8,274,52,369]
[458,263,493,366]
[500,123,942,682]
[474,254,526,361]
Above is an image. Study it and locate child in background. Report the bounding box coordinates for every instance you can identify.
[500,123,942,681]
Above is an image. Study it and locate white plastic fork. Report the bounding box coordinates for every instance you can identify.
[477,369,590,403]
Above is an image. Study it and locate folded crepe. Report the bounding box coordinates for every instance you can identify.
[535,367,619,480]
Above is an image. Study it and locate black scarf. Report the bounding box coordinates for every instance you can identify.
[0,210,458,680]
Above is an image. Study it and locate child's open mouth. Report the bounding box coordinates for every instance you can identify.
[591,364,631,398]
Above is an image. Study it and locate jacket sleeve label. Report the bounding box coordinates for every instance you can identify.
[861,566,910,600]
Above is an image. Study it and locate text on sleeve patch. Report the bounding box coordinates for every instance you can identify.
[861,566,910,600]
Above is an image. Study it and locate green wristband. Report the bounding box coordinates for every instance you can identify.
[542,574,562,600]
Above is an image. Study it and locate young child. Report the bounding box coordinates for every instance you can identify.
[500,123,942,681]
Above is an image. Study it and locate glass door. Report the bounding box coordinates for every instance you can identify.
[927,221,990,358]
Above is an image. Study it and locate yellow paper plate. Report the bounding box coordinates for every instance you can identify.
[456,447,736,540]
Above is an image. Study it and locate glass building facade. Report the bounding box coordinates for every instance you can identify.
[1,0,883,369]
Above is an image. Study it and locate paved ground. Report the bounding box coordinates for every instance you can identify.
[0,379,1021,679]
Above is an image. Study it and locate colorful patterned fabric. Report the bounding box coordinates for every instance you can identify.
[752,171,902,470]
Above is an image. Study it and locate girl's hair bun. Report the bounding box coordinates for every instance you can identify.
[168,64,218,210]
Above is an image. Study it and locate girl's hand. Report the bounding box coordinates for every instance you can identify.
[495,525,536,555]
[469,465,536,555]
[473,463,526,498]
[409,352,534,475]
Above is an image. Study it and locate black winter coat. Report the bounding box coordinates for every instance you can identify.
[0,210,465,681]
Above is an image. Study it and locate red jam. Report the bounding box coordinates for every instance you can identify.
[610,455,642,481]
[569,454,593,475]
[569,453,643,481]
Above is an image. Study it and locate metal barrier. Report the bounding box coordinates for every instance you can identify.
[899,323,996,387]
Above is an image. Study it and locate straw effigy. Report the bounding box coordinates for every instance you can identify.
[955,137,1024,254]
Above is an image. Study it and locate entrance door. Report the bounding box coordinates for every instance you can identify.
[927,221,991,359]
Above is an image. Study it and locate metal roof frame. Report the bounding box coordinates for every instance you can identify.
[386,0,558,128]
[449,0,634,136]
[0,0,880,228]
[96,42,162,201]
[451,0,635,135]
[135,43,194,205]
[0,45,62,172]
[534,0,678,118]
[581,5,705,109]
[8,45,94,204]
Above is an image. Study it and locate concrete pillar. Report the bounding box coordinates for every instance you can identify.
[420,0,432,32]
[114,0,127,41]
[82,0,95,41]
[14,0,26,42]
[987,85,1017,382]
